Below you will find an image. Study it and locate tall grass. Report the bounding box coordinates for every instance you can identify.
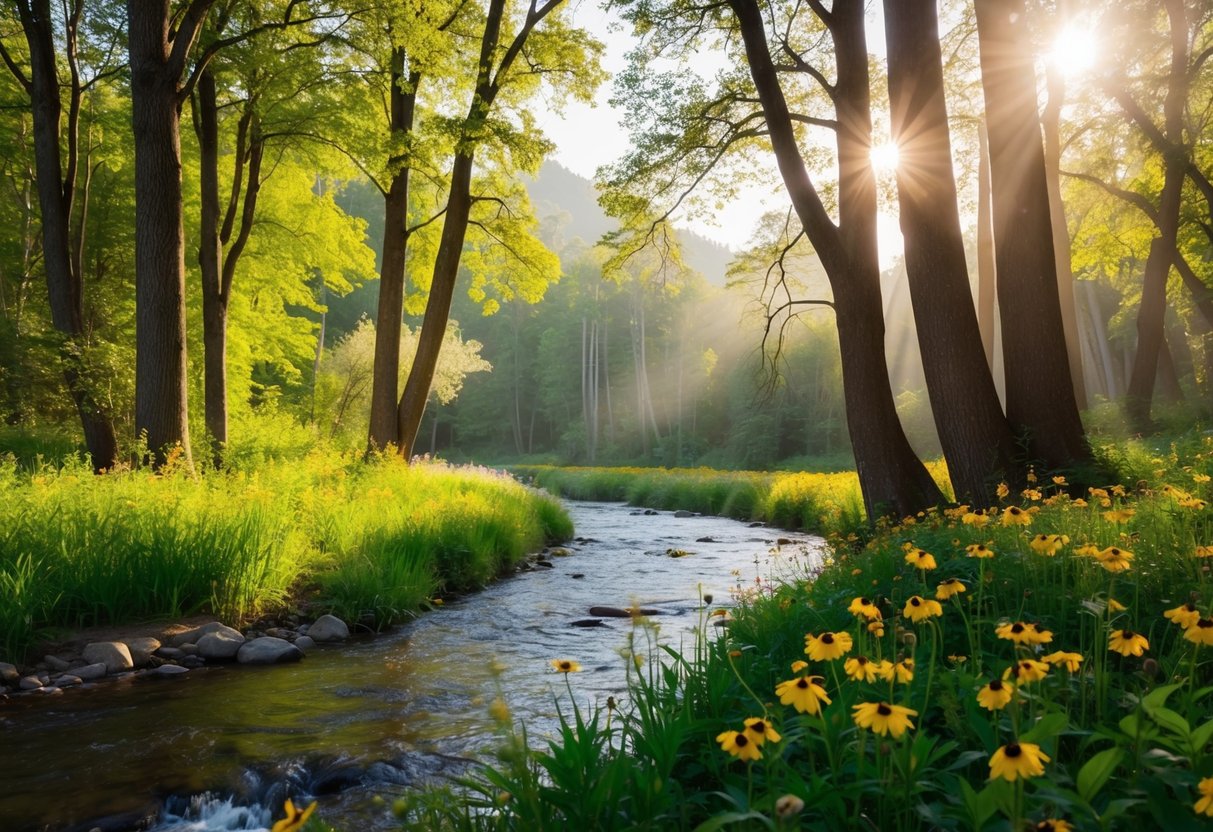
[0,454,570,662]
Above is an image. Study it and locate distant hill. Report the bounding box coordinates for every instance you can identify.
[527,162,734,285]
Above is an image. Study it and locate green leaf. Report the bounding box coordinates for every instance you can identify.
[692,811,773,832]
[1021,712,1068,744]
[1190,718,1213,751]
[1077,747,1123,803]
[1142,682,1183,709]
[1146,705,1191,738]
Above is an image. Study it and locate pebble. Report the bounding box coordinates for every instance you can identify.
[308,615,349,643]
[265,628,295,640]
[53,675,83,687]
[156,647,185,660]
[170,621,234,647]
[152,665,190,678]
[74,663,108,681]
[294,636,316,653]
[179,643,199,656]
[179,655,206,669]
[19,676,42,691]
[125,637,162,667]
[0,662,18,685]
[44,655,71,672]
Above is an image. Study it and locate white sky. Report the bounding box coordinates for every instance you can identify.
[535,1,905,265]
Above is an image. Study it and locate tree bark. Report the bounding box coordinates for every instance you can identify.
[976,124,997,375]
[883,0,1021,504]
[730,0,942,518]
[974,0,1090,471]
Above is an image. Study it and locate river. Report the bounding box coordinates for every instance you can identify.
[0,500,824,832]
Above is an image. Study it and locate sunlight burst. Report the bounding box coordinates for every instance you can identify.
[1047,26,1097,77]
[870,142,900,174]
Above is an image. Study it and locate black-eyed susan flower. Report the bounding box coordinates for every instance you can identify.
[1196,546,1213,559]
[1042,651,1084,672]
[989,740,1050,781]
[962,511,991,528]
[966,542,995,558]
[1097,546,1134,573]
[903,595,943,622]
[1029,533,1069,556]
[844,655,880,683]
[1196,776,1213,816]
[848,596,881,620]
[775,675,831,714]
[1073,543,1101,558]
[1185,618,1213,646]
[977,678,1015,710]
[1109,629,1149,656]
[996,621,1052,645]
[790,659,809,674]
[1001,506,1031,527]
[997,482,1010,498]
[1107,598,1127,613]
[1007,659,1050,683]
[550,659,582,673]
[272,799,317,832]
[905,548,937,570]
[875,659,896,681]
[805,630,853,661]
[893,657,915,684]
[936,578,966,600]
[1165,602,1202,629]
[717,729,761,761]
[1102,508,1135,523]
[1033,819,1074,832]
[743,717,781,746]
[868,619,886,637]
[851,701,917,739]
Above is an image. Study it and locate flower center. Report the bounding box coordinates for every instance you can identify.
[822,633,835,644]
[749,721,766,733]
[1122,630,1135,638]
[1011,623,1024,633]
[1004,743,1022,758]
[735,734,749,747]
[1200,619,1213,629]
[911,598,921,606]
[856,657,868,665]
[877,703,892,716]
[796,678,809,689]
[990,680,1003,691]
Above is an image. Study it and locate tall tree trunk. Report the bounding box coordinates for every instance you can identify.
[974,0,1090,472]
[883,0,1021,504]
[13,0,118,471]
[976,124,997,377]
[730,0,942,518]
[368,51,420,451]
[128,0,213,467]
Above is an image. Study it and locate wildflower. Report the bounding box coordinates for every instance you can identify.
[1103,508,1136,523]
[868,619,886,637]
[1033,820,1074,832]
[1196,777,1213,816]
[1073,498,1088,507]
[776,675,831,715]
[1007,659,1050,683]
[893,657,915,684]
[1089,487,1109,502]
[805,631,853,661]
[844,655,880,683]
[1109,629,1149,656]
[962,511,991,528]
[1180,497,1209,509]
[1029,533,1069,556]
[489,698,511,723]
[1042,651,1084,673]
[743,717,781,746]
[936,578,966,600]
[1196,474,1212,484]
[1001,506,1031,526]
[272,800,316,832]
[996,621,1052,645]
[550,659,582,673]
[997,482,1010,498]
[905,548,937,570]
[989,741,1050,781]
[848,596,881,620]
[716,729,761,761]
[1165,602,1201,629]
[875,659,896,681]
[948,654,968,664]
[1027,469,1038,483]
[1073,543,1101,558]
[851,702,917,739]
[775,794,805,819]
[903,595,943,623]
[1108,598,1127,613]
[790,660,809,674]
[1196,546,1213,559]
[1097,546,1134,573]
[1023,488,1042,501]
[966,542,995,558]
[1185,619,1213,646]
[977,678,1015,710]
[1052,475,1067,486]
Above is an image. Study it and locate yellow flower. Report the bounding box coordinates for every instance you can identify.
[848,596,881,620]
[1180,497,1208,509]
[1108,598,1127,613]
[805,630,853,661]
[844,655,880,683]
[904,595,943,623]
[851,701,917,739]
[989,741,1050,781]
[905,548,937,570]
[1007,659,1050,683]
[1052,475,1067,486]
[1196,546,1213,559]
[1097,546,1134,573]
[976,678,1015,710]
[1165,602,1201,629]
[1042,651,1084,672]
[790,660,809,674]
[1108,629,1149,656]
[1027,469,1038,484]
[995,621,1052,645]
[996,482,1010,499]
[1102,508,1136,523]
[962,511,991,527]
[936,579,966,600]
[893,658,915,684]
[489,698,511,723]
[775,675,831,714]
[1196,776,1213,816]
[1033,820,1074,832]
[1001,506,1031,526]
[1089,487,1109,500]
[1073,543,1100,558]
[948,654,968,664]
[743,717,781,746]
[1072,498,1088,508]
[1029,533,1069,556]
[717,729,761,761]
[272,799,317,832]
[550,659,582,673]
[1185,618,1213,646]
[1023,488,1042,501]
[966,542,995,558]
[1195,474,1212,484]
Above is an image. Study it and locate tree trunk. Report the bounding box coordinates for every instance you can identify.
[368,52,419,451]
[730,0,942,518]
[883,0,1021,504]
[976,124,997,377]
[195,68,226,465]
[974,0,1090,472]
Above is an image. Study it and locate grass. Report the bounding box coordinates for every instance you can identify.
[0,451,570,662]
[400,433,1213,831]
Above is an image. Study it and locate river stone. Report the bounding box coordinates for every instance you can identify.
[294,636,316,653]
[170,621,235,647]
[82,641,133,674]
[74,662,107,681]
[0,661,19,685]
[156,646,185,660]
[180,655,206,668]
[179,643,199,656]
[265,627,294,640]
[53,674,82,687]
[570,619,606,628]
[196,627,245,660]
[673,510,695,518]
[44,655,71,672]
[237,637,303,665]
[151,664,190,678]
[588,605,662,618]
[307,614,349,642]
[125,637,161,667]
[19,675,42,690]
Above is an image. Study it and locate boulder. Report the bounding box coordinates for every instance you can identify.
[0,662,19,685]
[125,637,162,667]
[170,621,236,647]
[44,655,71,672]
[196,627,245,660]
[74,662,108,681]
[236,637,303,665]
[156,647,185,660]
[82,641,133,674]
[293,636,316,654]
[19,676,42,690]
[307,614,350,642]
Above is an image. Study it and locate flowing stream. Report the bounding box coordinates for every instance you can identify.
[0,501,824,832]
